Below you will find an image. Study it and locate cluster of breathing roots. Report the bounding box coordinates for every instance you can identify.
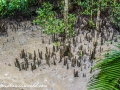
[0,19,117,77]
[14,25,119,77]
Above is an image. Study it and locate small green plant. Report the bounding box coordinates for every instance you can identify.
[53,41,60,46]
[79,51,83,57]
[82,6,91,16]
[88,20,95,29]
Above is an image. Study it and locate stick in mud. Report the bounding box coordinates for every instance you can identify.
[53,45,55,52]
[37,58,40,67]
[59,56,62,63]
[42,39,44,44]
[74,69,76,77]
[67,62,69,69]
[76,71,79,77]
[53,57,56,65]
[46,47,48,54]
[40,51,43,59]
[34,50,36,58]
[22,63,25,70]
[64,58,66,66]
[21,49,25,59]
[25,63,27,71]
[31,63,33,72]
[33,56,36,65]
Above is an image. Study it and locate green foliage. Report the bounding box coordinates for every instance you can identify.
[34,2,76,37]
[74,0,120,29]
[53,41,60,46]
[87,43,120,90]
[0,0,7,17]
[82,6,91,16]
[79,51,83,57]
[88,20,95,29]
[34,2,57,34]
[110,3,120,28]
[0,0,32,17]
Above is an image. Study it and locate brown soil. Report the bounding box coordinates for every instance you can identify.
[0,20,119,90]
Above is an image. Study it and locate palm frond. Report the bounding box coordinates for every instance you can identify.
[87,43,120,90]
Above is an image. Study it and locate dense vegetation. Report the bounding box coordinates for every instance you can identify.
[33,2,76,37]
[0,0,39,18]
[0,0,120,30]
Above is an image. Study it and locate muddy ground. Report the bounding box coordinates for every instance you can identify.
[0,20,119,90]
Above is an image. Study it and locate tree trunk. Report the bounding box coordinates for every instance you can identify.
[64,0,69,46]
